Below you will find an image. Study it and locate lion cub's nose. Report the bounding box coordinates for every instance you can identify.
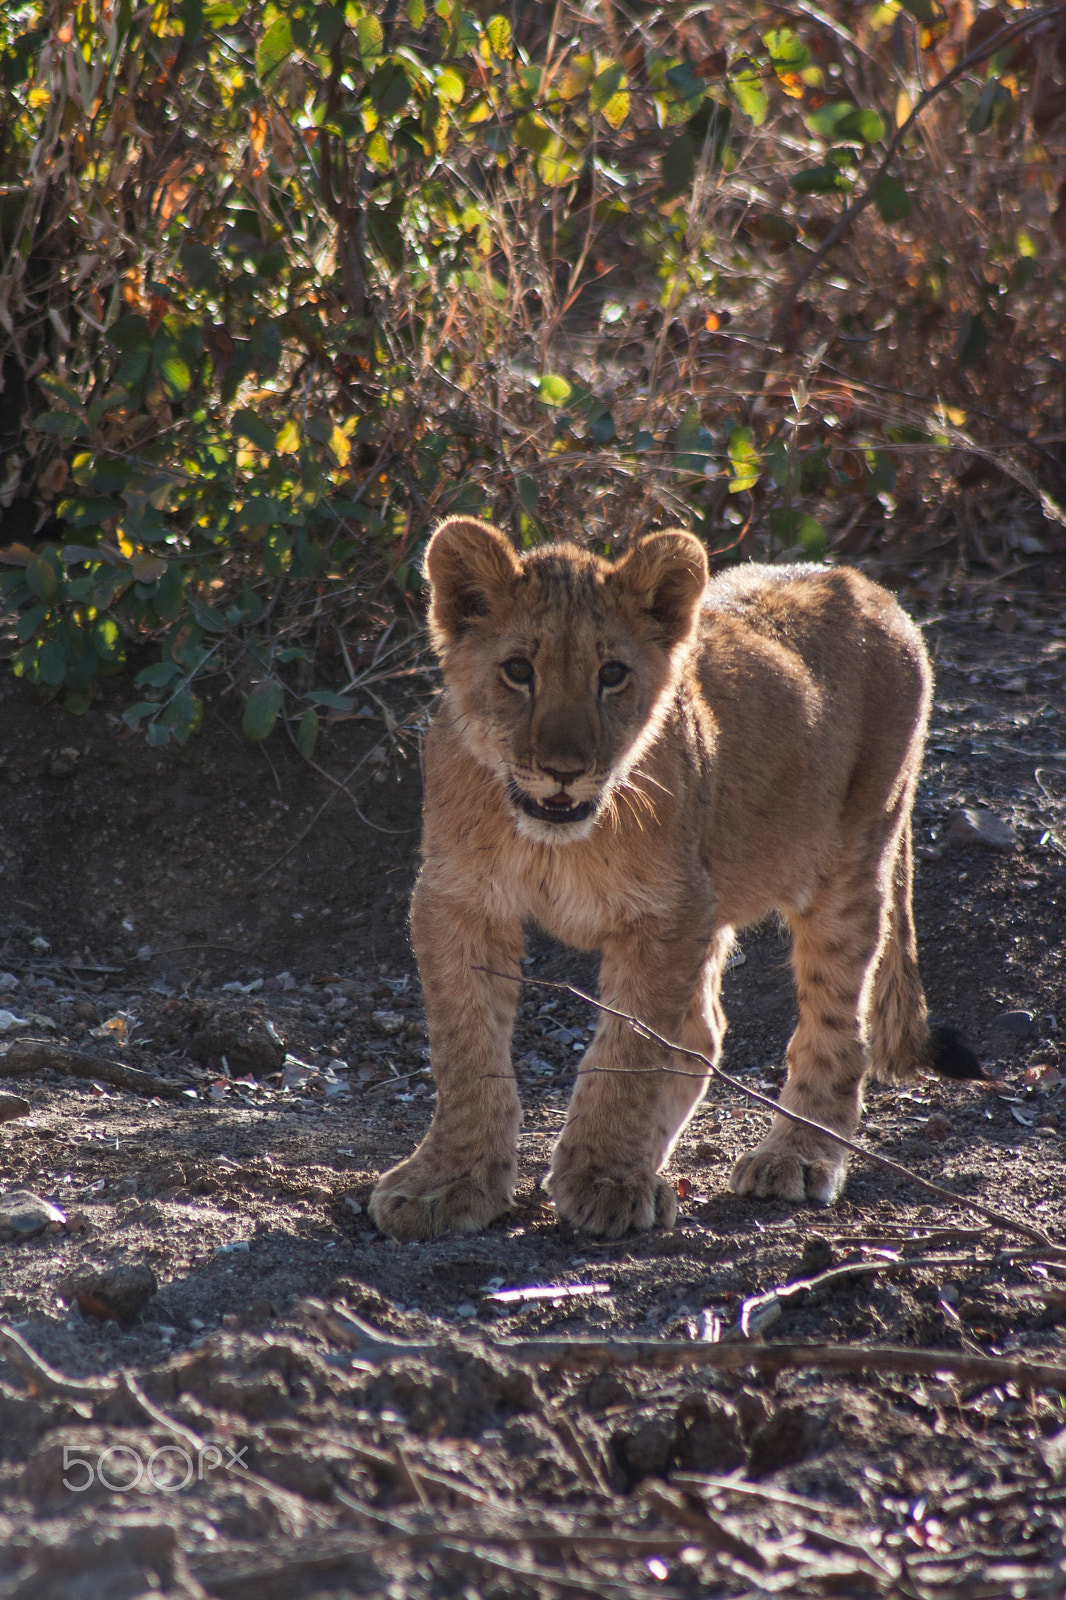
[541,763,588,786]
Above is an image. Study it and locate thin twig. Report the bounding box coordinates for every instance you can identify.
[476,969,1063,1259]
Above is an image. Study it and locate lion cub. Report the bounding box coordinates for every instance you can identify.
[369,516,976,1241]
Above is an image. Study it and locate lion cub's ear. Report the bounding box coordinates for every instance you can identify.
[609,530,708,649]
[424,517,523,647]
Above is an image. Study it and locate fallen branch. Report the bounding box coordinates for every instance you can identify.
[298,1299,1066,1394]
[0,1038,190,1101]
[477,968,1065,1262]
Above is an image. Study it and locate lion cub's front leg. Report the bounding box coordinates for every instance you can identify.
[548,929,724,1239]
[368,879,523,1241]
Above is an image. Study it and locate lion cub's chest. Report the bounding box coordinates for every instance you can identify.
[480,827,688,951]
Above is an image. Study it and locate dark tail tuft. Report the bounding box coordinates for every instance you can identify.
[928,1022,985,1082]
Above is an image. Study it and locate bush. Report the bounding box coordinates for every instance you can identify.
[1,0,1064,740]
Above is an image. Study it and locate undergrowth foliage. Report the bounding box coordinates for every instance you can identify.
[0,0,1064,742]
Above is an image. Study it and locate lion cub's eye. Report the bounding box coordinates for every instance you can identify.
[598,661,629,690]
[501,656,534,687]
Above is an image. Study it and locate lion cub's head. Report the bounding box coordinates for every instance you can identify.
[424,517,708,843]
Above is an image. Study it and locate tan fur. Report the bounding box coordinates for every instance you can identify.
[369,516,941,1241]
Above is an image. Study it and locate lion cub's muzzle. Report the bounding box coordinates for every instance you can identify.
[507,779,597,827]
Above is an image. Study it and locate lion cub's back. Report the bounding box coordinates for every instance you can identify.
[699,561,929,715]
[693,563,932,896]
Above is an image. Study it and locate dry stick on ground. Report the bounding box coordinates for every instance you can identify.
[767,3,1066,360]
[298,1299,1066,1394]
[0,1038,191,1101]
[478,968,1064,1261]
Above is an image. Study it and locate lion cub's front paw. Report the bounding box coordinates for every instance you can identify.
[730,1136,847,1207]
[369,1154,514,1241]
[548,1161,677,1239]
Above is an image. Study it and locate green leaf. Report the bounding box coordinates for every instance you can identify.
[674,408,714,474]
[407,0,425,25]
[356,14,384,67]
[537,374,572,407]
[256,14,293,80]
[26,556,58,604]
[136,660,182,688]
[161,689,203,744]
[108,314,152,353]
[38,639,68,686]
[727,426,760,493]
[297,707,319,759]
[790,164,853,194]
[515,112,551,154]
[305,688,355,711]
[806,101,856,138]
[590,61,624,113]
[836,106,885,144]
[729,68,767,127]
[875,175,912,222]
[123,700,161,726]
[242,680,283,741]
[763,29,809,70]
[238,496,285,528]
[485,14,510,56]
[968,78,1005,136]
[157,355,191,400]
[587,408,615,445]
[92,616,125,667]
[35,411,89,438]
[36,373,84,412]
[58,495,121,528]
[233,408,277,449]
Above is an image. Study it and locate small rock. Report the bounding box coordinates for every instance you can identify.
[283,1056,316,1089]
[73,1000,101,1025]
[61,1262,158,1326]
[0,1009,29,1033]
[800,1233,835,1275]
[0,1093,32,1124]
[0,972,19,992]
[0,1189,67,1239]
[997,1009,1036,1038]
[372,1009,405,1037]
[1041,1425,1066,1481]
[945,807,1019,852]
[924,1112,952,1142]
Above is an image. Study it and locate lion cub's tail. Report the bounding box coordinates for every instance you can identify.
[869,825,985,1085]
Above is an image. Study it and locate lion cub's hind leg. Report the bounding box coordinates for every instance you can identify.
[730,837,897,1207]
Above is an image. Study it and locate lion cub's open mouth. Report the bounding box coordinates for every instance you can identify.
[508,781,595,827]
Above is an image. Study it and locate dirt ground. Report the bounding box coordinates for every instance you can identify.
[1,583,1065,1599]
